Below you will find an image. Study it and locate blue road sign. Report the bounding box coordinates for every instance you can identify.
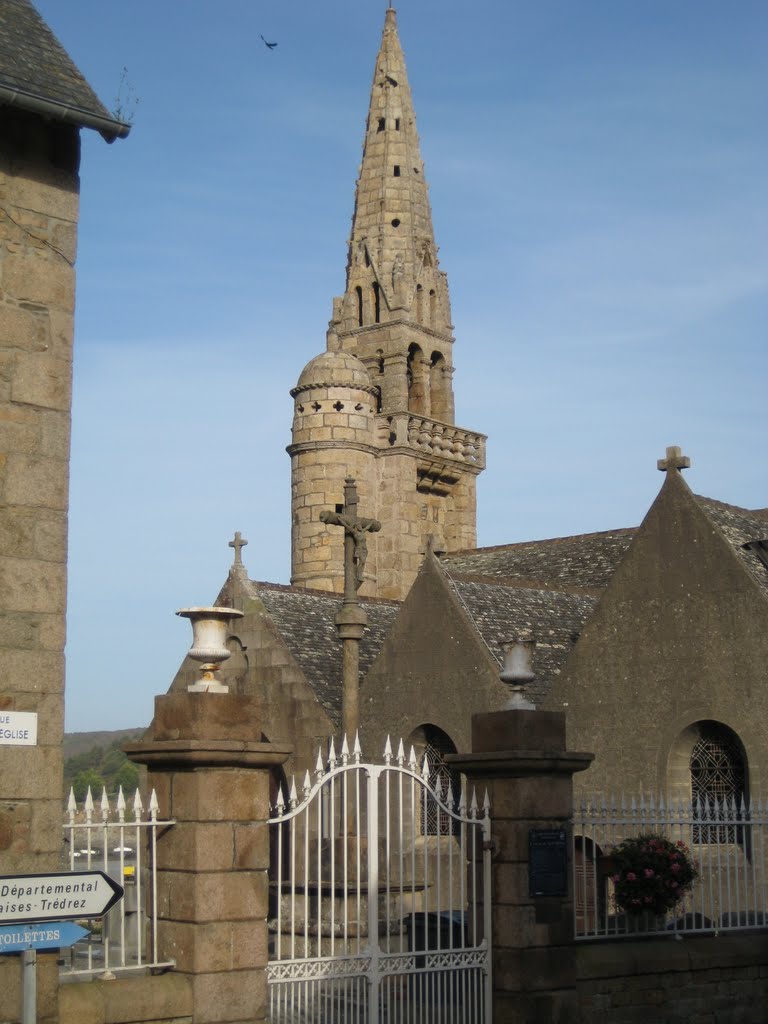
[0,922,89,953]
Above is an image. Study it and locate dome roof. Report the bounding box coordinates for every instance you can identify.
[295,350,373,391]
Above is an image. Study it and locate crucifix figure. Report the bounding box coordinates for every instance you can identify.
[657,446,691,473]
[320,479,381,600]
[319,479,381,738]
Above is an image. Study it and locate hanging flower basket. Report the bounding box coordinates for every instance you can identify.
[610,833,698,916]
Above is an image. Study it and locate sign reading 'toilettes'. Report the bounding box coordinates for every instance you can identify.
[0,712,38,746]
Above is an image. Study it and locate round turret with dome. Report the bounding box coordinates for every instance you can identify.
[288,348,379,594]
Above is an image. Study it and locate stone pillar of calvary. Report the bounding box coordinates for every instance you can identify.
[320,478,381,738]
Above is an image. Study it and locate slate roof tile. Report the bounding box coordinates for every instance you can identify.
[246,581,399,727]
[441,528,636,590]
[446,575,597,706]
[0,0,125,135]
[696,495,768,595]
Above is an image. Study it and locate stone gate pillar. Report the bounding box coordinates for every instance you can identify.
[126,693,291,1024]
[449,709,593,1024]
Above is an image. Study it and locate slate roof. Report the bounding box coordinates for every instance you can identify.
[248,581,400,727]
[445,575,597,706]
[441,527,637,591]
[0,0,128,138]
[696,495,768,596]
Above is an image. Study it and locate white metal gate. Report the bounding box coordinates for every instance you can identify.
[267,736,492,1023]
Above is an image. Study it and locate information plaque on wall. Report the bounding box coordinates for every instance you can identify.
[528,828,568,898]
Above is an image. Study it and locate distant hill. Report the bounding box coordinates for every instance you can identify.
[63,728,146,761]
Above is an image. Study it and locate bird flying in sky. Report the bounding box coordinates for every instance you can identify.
[260,34,277,51]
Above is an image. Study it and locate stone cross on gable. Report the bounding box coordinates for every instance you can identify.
[320,478,381,601]
[657,446,691,473]
[228,531,248,565]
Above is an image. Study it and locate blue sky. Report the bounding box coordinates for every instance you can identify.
[34,2,767,731]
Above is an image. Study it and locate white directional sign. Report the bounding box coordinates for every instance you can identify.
[0,872,123,925]
[0,712,37,746]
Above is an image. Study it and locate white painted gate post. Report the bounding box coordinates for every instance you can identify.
[366,766,380,1024]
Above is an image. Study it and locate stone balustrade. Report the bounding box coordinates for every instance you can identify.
[377,413,486,469]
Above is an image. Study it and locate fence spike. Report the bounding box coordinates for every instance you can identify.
[396,738,405,766]
[116,787,126,819]
[84,787,94,817]
[149,789,159,818]
[289,776,298,808]
[100,787,110,819]
[408,745,418,771]
[133,789,144,818]
[303,770,312,798]
[483,789,491,816]
[328,736,337,768]
[384,735,392,764]
[341,734,350,765]
[421,753,430,781]
[470,788,479,818]
[67,788,77,815]
[353,731,362,762]
[315,747,324,778]
[275,788,285,814]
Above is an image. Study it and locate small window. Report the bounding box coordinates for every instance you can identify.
[377,117,385,133]
[355,286,363,327]
[391,218,400,228]
[393,165,401,177]
[372,281,381,323]
[395,118,401,130]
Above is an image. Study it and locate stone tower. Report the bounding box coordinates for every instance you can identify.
[289,7,485,601]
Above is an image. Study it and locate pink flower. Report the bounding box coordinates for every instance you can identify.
[626,872,637,881]
[612,874,621,883]
[643,869,654,878]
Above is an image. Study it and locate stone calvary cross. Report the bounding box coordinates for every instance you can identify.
[320,478,381,738]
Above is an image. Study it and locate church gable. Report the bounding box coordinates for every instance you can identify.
[360,552,504,754]
[547,460,768,794]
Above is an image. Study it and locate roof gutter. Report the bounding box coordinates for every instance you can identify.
[0,83,130,142]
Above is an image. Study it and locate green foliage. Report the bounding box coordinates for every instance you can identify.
[64,737,141,801]
[610,833,698,916]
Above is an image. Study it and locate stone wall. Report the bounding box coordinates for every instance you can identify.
[0,108,80,1024]
[577,934,768,1024]
[60,975,191,1024]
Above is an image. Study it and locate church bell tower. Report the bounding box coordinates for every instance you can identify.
[289,7,486,601]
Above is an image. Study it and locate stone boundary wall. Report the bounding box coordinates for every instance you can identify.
[577,933,768,1023]
[59,974,191,1024]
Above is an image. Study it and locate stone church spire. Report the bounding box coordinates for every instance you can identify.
[330,7,456,423]
[290,8,485,602]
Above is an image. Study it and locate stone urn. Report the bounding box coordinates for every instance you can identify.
[176,606,244,693]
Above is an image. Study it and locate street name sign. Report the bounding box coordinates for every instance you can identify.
[0,872,123,925]
[0,712,37,746]
[0,922,88,953]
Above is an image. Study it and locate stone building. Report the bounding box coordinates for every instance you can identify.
[0,3,127,1019]
[168,8,768,823]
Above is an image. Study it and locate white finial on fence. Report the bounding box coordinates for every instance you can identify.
[117,787,126,821]
[384,736,392,764]
[459,781,467,814]
[100,787,110,820]
[275,787,285,814]
[421,753,430,781]
[149,789,159,819]
[408,745,417,771]
[483,789,491,817]
[67,788,77,818]
[315,748,324,779]
[470,789,479,818]
[341,734,350,765]
[396,739,405,766]
[353,732,362,763]
[289,776,298,809]
[84,787,94,818]
[328,736,337,769]
[133,789,144,820]
[303,771,312,798]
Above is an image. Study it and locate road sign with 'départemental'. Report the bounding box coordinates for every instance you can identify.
[0,871,123,925]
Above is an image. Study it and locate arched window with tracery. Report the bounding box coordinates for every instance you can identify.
[690,722,747,844]
[406,724,460,836]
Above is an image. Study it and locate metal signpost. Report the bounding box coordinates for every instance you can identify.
[0,872,123,1024]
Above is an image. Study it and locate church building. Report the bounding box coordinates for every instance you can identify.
[167,9,768,814]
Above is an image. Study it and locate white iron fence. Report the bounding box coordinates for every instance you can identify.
[268,735,492,1023]
[573,794,768,939]
[61,786,175,977]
